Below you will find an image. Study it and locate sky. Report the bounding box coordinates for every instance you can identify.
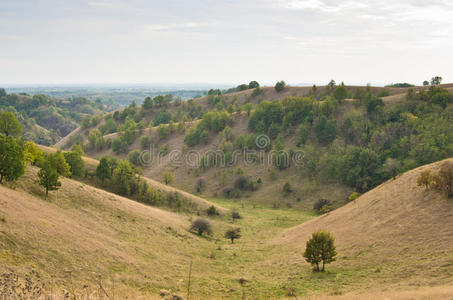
[1,0,452,86]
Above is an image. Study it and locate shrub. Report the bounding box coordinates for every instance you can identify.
[303,230,337,272]
[162,170,174,185]
[348,192,359,201]
[313,199,330,212]
[234,176,248,190]
[231,210,242,222]
[283,182,292,194]
[128,150,142,166]
[190,218,212,236]
[206,205,219,216]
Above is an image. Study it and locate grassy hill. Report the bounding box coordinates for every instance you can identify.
[2,155,453,298]
[275,157,453,297]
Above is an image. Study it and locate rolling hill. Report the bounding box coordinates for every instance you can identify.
[274,158,453,298]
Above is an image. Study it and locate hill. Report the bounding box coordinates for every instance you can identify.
[274,158,453,297]
[59,83,453,215]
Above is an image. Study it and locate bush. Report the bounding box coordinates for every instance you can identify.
[313,199,330,212]
[283,182,292,194]
[417,170,434,190]
[190,218,212,236]
[140,135,151,149]
[195,178,205,193]
[231,210,242,221]
[206,205,219,216]
[348,192,359,201]
[234,176,248,190]
[128,150,142,166]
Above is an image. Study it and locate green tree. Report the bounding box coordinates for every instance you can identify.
[333,82,348,101]
[143,96,154,110]
[162,170,174,185]
[423,80,429,86]
[248,81,260,89]
[140,135,151,149]
[112,160,136,195]
[128,150,142,166]
[225,228,241,243]
[96,156,111,184]
[275,80,286,92]
[430,76,443,85]
[63,150,85,178]
[37,157,61,198]
[24,141,43,165]
[0,111,22,137]
[50,150,71,177]
[417,170,433,190]
[190,218,212,236]
[0,135,25,183]
[303,230,337,272]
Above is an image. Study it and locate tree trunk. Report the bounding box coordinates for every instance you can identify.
[231,238,234,244]
[0,174,3,183]
[315,263,319,272]
[322,261,325,272]
[46,187,49,199]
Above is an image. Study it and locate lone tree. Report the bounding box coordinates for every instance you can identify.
[274,80,286,92]
[225,228,241,243]
[303,230,337,272]
[190,218,212,236]
[383,157,401,180]
[37,157,61,198]
[423,80,430,86]
[162,170,174,185]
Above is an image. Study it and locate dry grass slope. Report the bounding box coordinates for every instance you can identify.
[275,157,453,298]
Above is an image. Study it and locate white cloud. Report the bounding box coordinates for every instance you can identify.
[145,22,204,32]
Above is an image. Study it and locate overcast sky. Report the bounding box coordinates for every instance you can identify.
[1,0,452,86]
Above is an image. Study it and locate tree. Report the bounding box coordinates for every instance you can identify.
[0,111,22,137]
[0,135,25,183]
[50,150,71,177]
[275,80,286,92]
[333,82,348,101]
[328,80,336,91]
[143,96,153,110]
[434,161,453,197]
[162,170,174,185]
[24,141,43,165]
[417,170,434,190]
[128,150,142,166]
[225,228,241,243]
[195,178,205,193]
[0,88,6,98]
[430,76,443,86]
[140,135,151,149]
[37,157,61,198]
[383,157,401,180]
[190,218,212,236]
[248,81,260,89]
[303,230,337,272]
[96,156,111,184]
[112,160,136,195]
[423,80,430,86]
[63,150,85,178]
